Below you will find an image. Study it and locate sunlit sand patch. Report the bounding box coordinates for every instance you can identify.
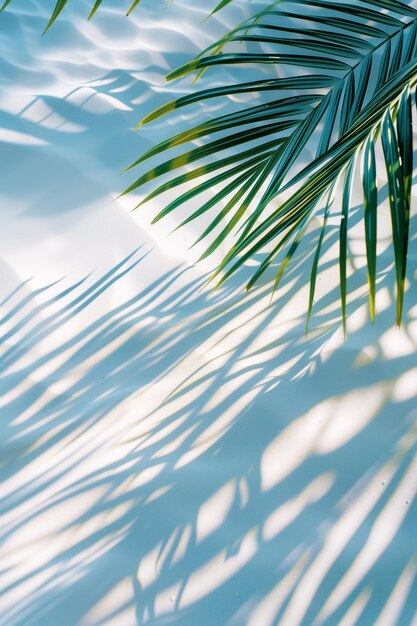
[197,479,236,543]
[82,577,135,626]
[178,528,258,608]
[247,551,312,626]
[0,128,48,145]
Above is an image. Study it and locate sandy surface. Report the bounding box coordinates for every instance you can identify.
[0,1,417,624]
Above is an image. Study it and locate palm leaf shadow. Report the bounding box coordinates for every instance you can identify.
[1,212,416,625]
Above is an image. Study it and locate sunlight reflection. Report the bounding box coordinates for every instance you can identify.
[374,558,417,626]
[393,367,417,402]
[318,452,417,622]
[381,325,417,360]
[263,474,334,541]
[84,577,135,626]
[315,386,386,454]
[337,588,371,626]
[0,127,47,145]
[278,459,402,626]
[137,543,163,590]
[197,480,236,543]
[179,529,258,608]
[247,551,311,626]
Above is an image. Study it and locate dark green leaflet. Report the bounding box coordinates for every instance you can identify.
[340,159,355,337]
[363,136,378,323]
[306,188,334,335]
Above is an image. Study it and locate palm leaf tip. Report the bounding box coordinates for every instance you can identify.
[127,0,142,16]
[88,0,104,21]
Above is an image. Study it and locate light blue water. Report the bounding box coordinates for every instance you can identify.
[0,2,416,625]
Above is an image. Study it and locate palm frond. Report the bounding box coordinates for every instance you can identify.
[126,0,417,330]
[0,0,153,32]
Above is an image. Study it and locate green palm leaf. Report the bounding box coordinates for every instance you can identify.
[0,0,148,31]
[127,0,417,331]
[5,0,415,331]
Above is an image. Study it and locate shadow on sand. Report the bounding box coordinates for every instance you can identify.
[1,210,417,626]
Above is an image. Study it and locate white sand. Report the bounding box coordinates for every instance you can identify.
[0,1,417,624]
